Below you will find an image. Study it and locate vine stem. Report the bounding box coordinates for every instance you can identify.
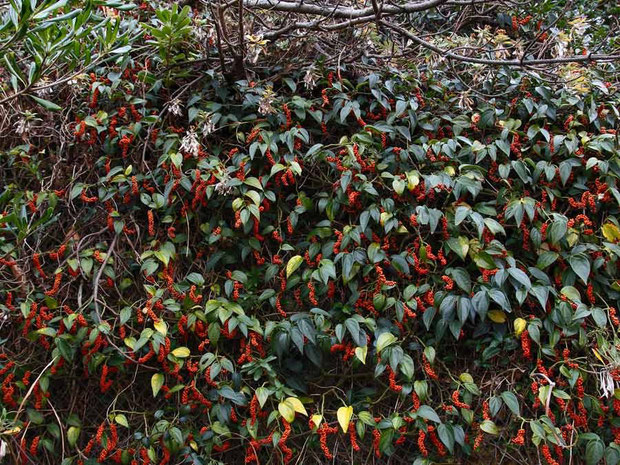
[93,234,118,324]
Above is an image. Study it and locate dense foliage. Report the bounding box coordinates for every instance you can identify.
[1,1,620,464]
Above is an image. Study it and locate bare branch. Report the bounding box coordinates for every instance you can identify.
[226,0,450,18]
[381,20,620,66]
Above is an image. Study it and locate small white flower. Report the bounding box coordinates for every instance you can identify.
[0,310,9,331]
[180,130,200,157]
[258,87,276,115]
[303,67,318,90]
[15,118,30,135]
[458,93,474,111]
[201,113,215,135]
[35,78,54,97]
[598,368,616,398]
[214,177,234,196]
[168,98,183,116]
[569,17,588,38]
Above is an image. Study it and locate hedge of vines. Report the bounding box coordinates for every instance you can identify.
[2,4,620,465]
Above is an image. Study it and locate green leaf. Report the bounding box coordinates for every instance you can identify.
[605,443,620,465]
[417,405,441,423]
[170,152,182,168]
[508,268,531,289]
[454,206,470,225]
[110,45,132,55]
[32,0,70,19]
[561,286,581,302]
[358,411,375,426]
[537,251,558,269]
[424,346,435,364]
[245,177,263,190]
[255,387,271,408]
[345,318,361,343]
[451,268,471,293]
[569,254,590,285]
[480,420,499,435]
[549,219,567,244]
[488,289,510,312]
[500,391,520,416]
[67,426,80,447]
[30,95,62,111]
[437,423,455,454]
[586,439,605,465]
[530,285,549,310]
[120,307,132,325]
[367,242,382,263]
[34,327,56,337]
[376,332,396,352]
[446,236,469,260]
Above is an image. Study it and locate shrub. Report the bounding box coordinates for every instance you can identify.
[1,2,620,465]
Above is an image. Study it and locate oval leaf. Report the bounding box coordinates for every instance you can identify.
[286,255,303,278]
[151,373,164,397]
[154,320,167,336]
[376,332,397,353]
[417,405,441,423]
[171,347,190,358]
[354,346,367,364]
[278,401,295,422]
[480,420,499,435]
[285,397,308,416]
[337,406,353,433]
[488,310,506,323]
[513,318,527,337]
[311,414,322,428]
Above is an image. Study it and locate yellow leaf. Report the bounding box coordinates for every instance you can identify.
[278,401,295,422]
[190,440,198,451]
[285,397,308,416]
[115,414,129,428]
[151,373,164,397]
[311,414,323,428]
[154,320,167,336]
[171,347,190,358]
[513,318,527,337]
[354,346,367,364]
[1,426,21,435]
[286,255,303,278]
[380,211,390,226]
[488,310,506,323]
[567,231,579,247]
[592,348,604,363]
[406,171,420,191]
[602,223,620,242]
[337,406,353,433]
